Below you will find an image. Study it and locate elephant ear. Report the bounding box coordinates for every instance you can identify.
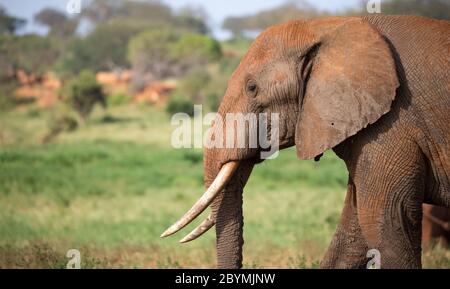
[295,19,399,160]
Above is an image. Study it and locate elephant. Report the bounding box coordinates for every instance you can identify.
[162,15,450,269]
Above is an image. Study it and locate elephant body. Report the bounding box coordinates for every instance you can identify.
[322,15,450,268]
[163,15,450,269]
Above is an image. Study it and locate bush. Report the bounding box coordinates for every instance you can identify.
[0,88,15,112]
[42,111,78,144]
[175,69,211,103]
[128,30,222,90]
[0,34,59,77]
[107,93,129,107]
[206,92,221,111]
[170,33,222,66]
[61,70,106,121]
[166,94,194,116]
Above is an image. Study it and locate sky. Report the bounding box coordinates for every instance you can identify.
[0,0,361,39]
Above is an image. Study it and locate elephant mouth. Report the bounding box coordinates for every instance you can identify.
[160,161,241,242]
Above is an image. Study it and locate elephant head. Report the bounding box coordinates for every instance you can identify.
[161,17,399,268]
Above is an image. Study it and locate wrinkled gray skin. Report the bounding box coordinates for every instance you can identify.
[202,15,450,269]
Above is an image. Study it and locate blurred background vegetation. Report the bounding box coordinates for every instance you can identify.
[0,0,449,268]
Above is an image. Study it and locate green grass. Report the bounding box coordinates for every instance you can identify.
[0,104,448,268]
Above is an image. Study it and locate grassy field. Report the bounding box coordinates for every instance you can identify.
[0,104,449,268]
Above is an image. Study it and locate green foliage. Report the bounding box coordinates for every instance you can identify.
[170,33,222,65]
[175,7,210,35]
[42,111,78,144]
[107,93,129,107]
[164,41,240,113]
[183,150,203,164]
[57,0,213,76]
[0,89,14,111]
[168,67,226,112]
[223,2,323,38]
[58,20,148,75]
[34,8,67,28]
[34,8,78,38]
[127,28,178,66]
[219,48,244,72]
[128,30,221,90]
[203,53,242,111]
[175,69,211,102]
[205,92,221,111]
[0,34,59,76]
[0,81,19,111]
[82,0,209,34]
[0,6,26,34]
[166,94,195,117]
[61,70,106,121]
[127,28,179,90]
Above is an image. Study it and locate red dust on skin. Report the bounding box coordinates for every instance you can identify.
[165,15,450,269]
[274,71,287,83]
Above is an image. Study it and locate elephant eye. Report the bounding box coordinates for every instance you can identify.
[246,80,258,97]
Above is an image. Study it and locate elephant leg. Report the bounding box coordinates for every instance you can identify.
[321,179,369,268]
[353,142,426,268]
[357,186,423,268]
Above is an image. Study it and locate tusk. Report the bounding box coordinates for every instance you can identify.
[160,161,239,238]
[179,214,215,243]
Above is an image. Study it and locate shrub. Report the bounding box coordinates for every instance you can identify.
[166,94,194,116]
[206,92,221,111]
[175,69,210,103]
[107,93,129,107]
[170,33,222,67]
[0,88,15,111]
[0,81,20,112]
[42,111,78,144]
[61,70,106,122]
[128,30,222,90]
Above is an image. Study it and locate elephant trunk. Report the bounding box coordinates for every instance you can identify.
[207,159,254,269]
[161,99,256,268]
[210,186,244,268]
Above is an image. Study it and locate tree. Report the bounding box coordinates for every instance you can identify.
[175,6,210,35]
[175,69,211,103]
[170,33,222,67]
[1,34,59,77]
[222,17,248,39]
[223,2,324,38]
[128,30,222,90]
[0,6,25,34]
[82,0,172,25]
[82,0,210,34]
[58,19,148,75]
[127,29,179,90]
[61,70,106,122]
[34,8,79,37]
[81,0,122,24]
